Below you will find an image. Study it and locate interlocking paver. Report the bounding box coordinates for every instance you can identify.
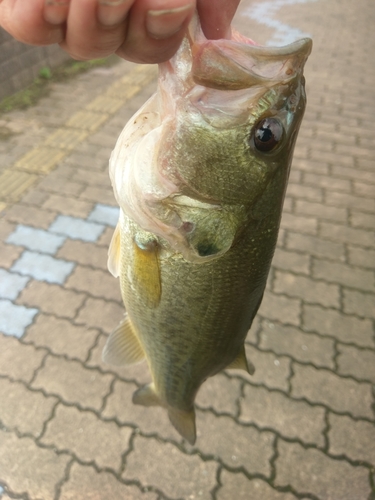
[11,250,75,284]
[49,215,105,242]
[259,320,335,369]
[193,410,275,476]
[336,344,375,384]
[41,404,133,472]
[0,430,70,500]
[59,463,158,500]
[0,299,38,337]
[31,355,113,410]
[122,435,218,499]
[291,364,374,419]
[0,268,29,300]
[17,280,86,318]
[0,334,46,382]
[6,224,65,253]
[275,440,371,500]
[24,314,99,361]
[56,239,109,270]
[240,384,326,446]
[302,304,375,347]
[0,378,57,437]
[64,264,122,302]
[328,413,375,465]
[195,372,242,416]
[342,289,375,318]
[218,470,298,500]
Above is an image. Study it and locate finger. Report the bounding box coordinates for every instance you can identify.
[61,0,133,60]
[0,0,65,45]
[116,0,195,64]
[197,0,241,39]
[44,0,70,25]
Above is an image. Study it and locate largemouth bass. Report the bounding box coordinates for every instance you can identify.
[104,19,312,444]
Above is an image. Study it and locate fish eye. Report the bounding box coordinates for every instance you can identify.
[252,117,283,153]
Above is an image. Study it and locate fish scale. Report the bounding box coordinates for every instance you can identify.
[103,17,312,444]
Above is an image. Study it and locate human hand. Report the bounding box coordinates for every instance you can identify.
[0,0,241,63]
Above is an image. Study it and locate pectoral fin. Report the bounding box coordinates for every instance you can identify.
[133,237,161,308]
[226,345,255,375]
[108,222,121,278]
[168,407,196,445]
[102,315,145,366]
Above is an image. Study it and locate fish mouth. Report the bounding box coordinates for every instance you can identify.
[191,36,312,91]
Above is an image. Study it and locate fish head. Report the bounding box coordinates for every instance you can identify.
[156,29,312,207]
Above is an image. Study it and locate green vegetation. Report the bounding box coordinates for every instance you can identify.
[0,55,119,114]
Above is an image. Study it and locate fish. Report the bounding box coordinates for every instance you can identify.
[103,17,312,444]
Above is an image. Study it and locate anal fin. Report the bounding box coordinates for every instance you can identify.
[226,345,255,375]
[102,314,145,366]
[132,383,161,407]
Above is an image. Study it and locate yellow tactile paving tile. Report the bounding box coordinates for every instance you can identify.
[0,65,157,206]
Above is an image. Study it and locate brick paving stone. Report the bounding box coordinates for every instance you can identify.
[218,470,298,500]
[275,440,371,500]
[328,413,375,465]
[0,335,46,382]
[192,410,274,476]
[32,355,113,410]
[11,251,75,285]
[302,172,351,193]
[42,193,94,219]
[258,291,301,327]
[296,158,329,175]
[302,304,375,347]
[235,344,291,391]
[87,333,152,385]
[0,241,23,267]
[0,269,30,300]
[24,314,99,361]
[97,225,115,246]
[72,169,111,187]
[350,210,375,230]
[312,259,375,292]
[75,297,124,334]
[240,384,325,446]
[319,222,375,248]
[6,224,66,254]
[49,215,105,242]
[273,270,340,308]
[336,344,375,384]
[0,430,70,500]
[353,182,375,198]
[56,239,109,270]
[285,183,323,202]
[195,373,242,416]
[4,204,57,229]
[343,289,375,318]
[122,435,218,499]
[291,364,374,419]
[295,199,348,223]
[326,191,375,213]
[331,165,374,184]
[280,213,317,235]
[347,245,375,270]
[286,232,345,261]
[59,463,158,500]
[41,404,132,472]
[259,320,335,369]
[64,265,122,302]
[271,248,310,275]
[0,378,57,437]
[37,175,85,197]
[102,379,181,442]
[17,280,86,318]
[80,185,116,205]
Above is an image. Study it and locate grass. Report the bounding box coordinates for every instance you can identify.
[0,55,119,115]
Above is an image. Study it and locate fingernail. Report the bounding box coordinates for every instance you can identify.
[98,0,130,26]
[44,0,70,25]
[146,4,194,40]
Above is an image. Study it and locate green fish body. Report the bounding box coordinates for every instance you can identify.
[104,21,312,444]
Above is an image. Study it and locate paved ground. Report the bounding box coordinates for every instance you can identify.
[0,0,374,499]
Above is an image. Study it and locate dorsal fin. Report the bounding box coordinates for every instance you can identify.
[102,315,145,366]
